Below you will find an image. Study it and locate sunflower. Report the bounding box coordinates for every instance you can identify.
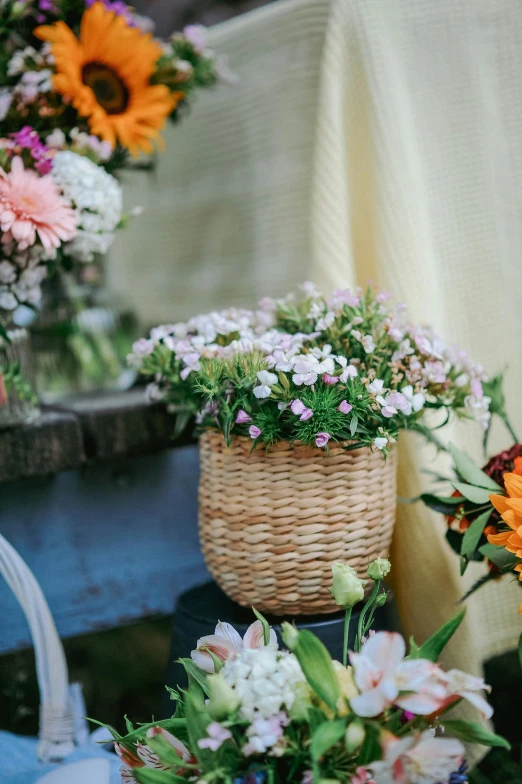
[35,2,180,155]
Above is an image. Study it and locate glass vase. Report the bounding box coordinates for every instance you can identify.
[0,311,40,429]
[30,259,139,404]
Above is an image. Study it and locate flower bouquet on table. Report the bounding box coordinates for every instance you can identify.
[0,0,225,403]
[97,560,509,784]
[128,283,496,614]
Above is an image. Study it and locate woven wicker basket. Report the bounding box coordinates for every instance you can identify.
[198,430,397,615]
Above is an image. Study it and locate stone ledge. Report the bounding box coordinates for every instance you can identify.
[0,389,193,484]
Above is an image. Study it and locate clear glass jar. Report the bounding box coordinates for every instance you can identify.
[0,311,40,429]
[30,258,139,404]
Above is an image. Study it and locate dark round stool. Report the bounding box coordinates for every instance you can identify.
[164,581,400,714]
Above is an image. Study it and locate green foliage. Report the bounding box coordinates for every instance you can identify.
[310,719,347,761]
[461,510,492,556]
[448,443,501,491]
[417,608,466,662]
[442,720,510,750]
[290,630,340,713]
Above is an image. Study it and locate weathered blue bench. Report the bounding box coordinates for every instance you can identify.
[0,390,209,655]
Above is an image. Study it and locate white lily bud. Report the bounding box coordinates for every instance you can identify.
[330,562,367,608]
[345,721,366,753]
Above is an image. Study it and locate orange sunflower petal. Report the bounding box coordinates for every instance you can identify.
[504,472,522,498]
[489,493,510,514]
[513,457,522,476]
[487,531,512,546]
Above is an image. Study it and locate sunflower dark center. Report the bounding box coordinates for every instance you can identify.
[82,61,129,114]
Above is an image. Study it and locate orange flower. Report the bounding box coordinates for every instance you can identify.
[35,3,179,156]
[488,469,522,612]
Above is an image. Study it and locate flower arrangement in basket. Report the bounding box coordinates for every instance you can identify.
[97,560,509,784]
[0,0,225,418]
[129,283,496,614]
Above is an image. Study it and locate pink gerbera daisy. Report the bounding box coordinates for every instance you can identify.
[0,157,76,252]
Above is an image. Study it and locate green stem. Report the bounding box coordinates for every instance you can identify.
[502,413,519,445]
[343,606,352,667]
[355,580,381,653]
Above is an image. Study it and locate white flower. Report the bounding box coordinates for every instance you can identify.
[361,334,376,353]
[257,370,278,385]
[292,355,335,386]
[222,648,305,722]
[368,379,385,396]
[374,437,388,450]
[401,385,425,413]
[443,668,493,719]
[0,290,17,310]
[51,150,122,262]
[0,88,12,121]
[243,711,289,756]
[316,310,335,331]
[0,261,17,284]
[46,128,66,149]
[465,392,491,430]
[369,730,464,784]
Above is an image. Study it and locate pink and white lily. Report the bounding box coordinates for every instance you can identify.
[369,730,464,784]
[191,620,278,673]
[349,632,447,718]
[117,726,196,783]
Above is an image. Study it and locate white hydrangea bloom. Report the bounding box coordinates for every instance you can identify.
[52,151,122,263]
[222,648,305,723]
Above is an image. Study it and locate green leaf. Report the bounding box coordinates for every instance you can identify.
[358,723,382,765]
[179,659,210,696]
[442,719,510,750]
[184,690,213,765]
[173,409,191,440]
[408,637,421,659]
[311,718,347,760]
[0,322,10,343]
[461,510,492,556]
[292,629,340,712]
[222,413,234,446]
[135,769,188,784]
[420,493,464,515]
[418,608,466,662]
[350,414,358,438]
[448,443,502,491]
[450,482,493,504]
[479,543,520,572]
[252,607,271,646]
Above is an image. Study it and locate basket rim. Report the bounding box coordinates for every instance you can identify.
[199,428,396,456]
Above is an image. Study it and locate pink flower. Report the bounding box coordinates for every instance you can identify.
[322,373,339,385]
[290,398,313,420]
[249,425,262,439]
[369,730,464,784]
[349,632,447,717]
[351,767,376,784]
[315,432,331,448]
[198,722,232,751]
[243,711,289,756]
[116,726,195,781]
[191,620,277,673]
[183,24,207,53]
[0,157,76,252]
[338,400,353,414]
[236,409,252,423]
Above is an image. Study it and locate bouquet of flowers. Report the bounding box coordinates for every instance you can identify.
[99,560,508,784]
[0,0,224,313]
[129,283,493,455]
[421,441,522,613]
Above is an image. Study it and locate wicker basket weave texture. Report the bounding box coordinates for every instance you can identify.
[198,430,397,615]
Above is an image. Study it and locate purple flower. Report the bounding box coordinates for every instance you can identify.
[183,24,207,53]
[315,432,331,448]
[236,409,252,424]
[290,399,313,420]
[322,373,338,385]
[198,722,232,752]
[338,400,353,414]
[249,425,262,439]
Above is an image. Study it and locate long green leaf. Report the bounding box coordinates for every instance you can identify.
[461,510,491,556]
[179,659,210,696]
[358,723,382,765]
[292,629,340,712]
[252,607,271,646]
[479,544,520,572]
[311,718,347,760]
[443,719,510,749]
[448,443,502,491]
[184,689,213,766]
[135,769,187,784]
[451,482,493,504]
[418,609,466,662]
[420,493,464,515]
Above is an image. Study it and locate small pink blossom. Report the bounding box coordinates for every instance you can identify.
[315,432,331,448]
[338,400,353,414]
[192,620,277,673]
[351,767,376,784]
[290,399,313,420]
[198,722,232,751]
[322,373,339,385]
[236,409,252,423]
[249,425,262,439]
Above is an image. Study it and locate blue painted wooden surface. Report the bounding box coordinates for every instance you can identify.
[0,445,210,654]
